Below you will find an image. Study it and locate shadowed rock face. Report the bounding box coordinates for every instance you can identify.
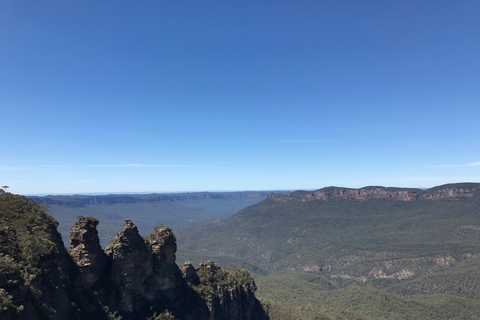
[182,261,266,320]
[146,224,182,300]
[105,219,156,312]
[68,218,264,320]
[182,262,200,286]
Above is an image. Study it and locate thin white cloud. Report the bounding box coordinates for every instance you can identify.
[431,162,480,168]
[87,164,215,168]
[278,139,336,143]
[0,164,218,170]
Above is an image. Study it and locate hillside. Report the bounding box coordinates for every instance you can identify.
[176,183,480,319]
[30,191,275,246]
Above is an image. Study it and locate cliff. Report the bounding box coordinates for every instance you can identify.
[267,183,479,202]
[0,191,268,320]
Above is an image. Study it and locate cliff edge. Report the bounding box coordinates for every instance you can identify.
[267,183,479,202]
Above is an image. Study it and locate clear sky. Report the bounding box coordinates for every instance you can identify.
[1,1,479,195]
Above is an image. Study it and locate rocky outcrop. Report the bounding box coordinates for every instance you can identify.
[1,192,267,320]
[182,262,200,285]
[146,224,184,301]
[267,183,479,203]
[68,218,263,320]
[70,216,108,289]
[419,184,478,200]
[182,261,267,320]
[105,219,156,313]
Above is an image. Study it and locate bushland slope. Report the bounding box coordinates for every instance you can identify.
[177,183,480,319]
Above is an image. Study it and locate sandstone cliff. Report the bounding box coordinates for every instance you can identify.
[267,183,479,203]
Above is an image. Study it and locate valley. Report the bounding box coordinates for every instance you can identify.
[30,191,277,246]
[4,183,480,319]
[175,183,480,319]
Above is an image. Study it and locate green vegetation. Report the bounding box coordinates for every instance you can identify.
[176,183,480,319]
[191,260,254,300]
[147,310,177,320]
[178,192,480,275]
[0,190,58,276]
[259,298,372,320]
[0,190,68,318]
[256,270,480,319]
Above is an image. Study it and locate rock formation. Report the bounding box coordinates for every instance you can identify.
[105,219,156,313]
[70,216,108,289]
[182,261,266,320]
[68,218,263,320]
[0,191,266,320]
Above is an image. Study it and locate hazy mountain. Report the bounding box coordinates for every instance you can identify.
[30,191,282,246]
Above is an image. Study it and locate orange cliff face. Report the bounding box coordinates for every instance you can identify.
[267,183,479,203]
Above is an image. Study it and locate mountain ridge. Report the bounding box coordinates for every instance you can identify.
[267,183,479,202]
[30,191,274,207]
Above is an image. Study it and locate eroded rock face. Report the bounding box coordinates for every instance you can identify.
[145,224,182,300]
[420,184,478,200]
[182,262,200,286]
[191,261,266,320]
[267,183,479,203]
[105,219,155,313]
[67,217,264,320]
[70,216,107,289]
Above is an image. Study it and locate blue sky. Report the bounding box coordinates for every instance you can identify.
[1,1,479,195]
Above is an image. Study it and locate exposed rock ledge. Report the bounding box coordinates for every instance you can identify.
[267,183,479,202]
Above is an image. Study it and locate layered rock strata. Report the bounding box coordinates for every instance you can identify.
[268,183,479,202]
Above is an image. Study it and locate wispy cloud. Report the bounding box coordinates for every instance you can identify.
[278,139,336,143]
[431,162,480,168]
[86,164,215,168]
[0,163,217,170]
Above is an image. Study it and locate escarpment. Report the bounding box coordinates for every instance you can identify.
[0,191,267,320]
[267,183,479,202]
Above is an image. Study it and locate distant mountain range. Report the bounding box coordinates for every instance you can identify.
[29,191,283,246]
